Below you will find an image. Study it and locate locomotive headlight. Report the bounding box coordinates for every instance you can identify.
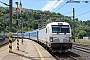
[49,37,53,42]
[69,37,71,42]
[49,37,59,42]
[50,39,53,42]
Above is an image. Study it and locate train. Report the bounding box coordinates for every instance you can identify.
[0,22,72,52]
[30,22,72,52]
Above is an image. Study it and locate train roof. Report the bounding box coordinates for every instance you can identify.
[38,22,70,30]
[46,22,70,26]
[30,29,39,33]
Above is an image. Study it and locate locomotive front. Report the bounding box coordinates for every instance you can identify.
[49,22,72,52]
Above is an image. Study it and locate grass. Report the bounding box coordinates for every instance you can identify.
[73,39,90,44]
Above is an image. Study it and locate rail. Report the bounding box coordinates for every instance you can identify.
[0,38,16,47]
[50,51,80,60]
[65,53,77,60]
[73,45,90,53]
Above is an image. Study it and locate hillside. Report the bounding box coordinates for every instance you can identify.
[0,7,90,39]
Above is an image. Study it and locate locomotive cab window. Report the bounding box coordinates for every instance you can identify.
[52,25,61,33]
[52,25,70,33]
[61,26,70,33]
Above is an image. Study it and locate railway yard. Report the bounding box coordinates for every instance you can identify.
[0,37,90,60]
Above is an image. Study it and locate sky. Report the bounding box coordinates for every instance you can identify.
[0,0,90,21]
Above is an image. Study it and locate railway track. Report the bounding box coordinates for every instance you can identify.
[51,51,83,60]
[69,43,90,60]
[73,43,90,48]
[0,37,16,47]
[73,44,90,53]
[36,40,84,60]
[0,38,16,52]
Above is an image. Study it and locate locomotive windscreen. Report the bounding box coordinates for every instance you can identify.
[52,25,70,33]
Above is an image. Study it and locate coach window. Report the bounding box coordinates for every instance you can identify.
[46,28,47,33]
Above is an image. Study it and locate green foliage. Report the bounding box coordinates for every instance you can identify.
[0,7,90,39]
[78,30,87,39]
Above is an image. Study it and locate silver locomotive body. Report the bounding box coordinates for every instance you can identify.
[38,22,72,52]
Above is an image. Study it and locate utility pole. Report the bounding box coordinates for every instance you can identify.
[0,0,12,53]
[73,8,75,42]
[3,19,5,40]
[66,0,80,42]
[9,0,12,53]
[15,2,19,50]
[19,1,23,44]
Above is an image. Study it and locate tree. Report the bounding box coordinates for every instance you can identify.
[78,30,87,39]
[0,6,90,37]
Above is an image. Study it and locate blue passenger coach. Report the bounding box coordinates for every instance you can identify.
[30,29,39,41]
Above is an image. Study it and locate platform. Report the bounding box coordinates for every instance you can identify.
[0,39,55,60]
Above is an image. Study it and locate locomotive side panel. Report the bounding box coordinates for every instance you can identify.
[38,27,47,44]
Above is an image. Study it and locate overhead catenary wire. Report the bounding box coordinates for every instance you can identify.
[54,0,86,13]
[55,2,67,12]
[49,0,59,11]
[48,0,69,12]
[76,3,90,11]
[63,3,90,15]
[48,0,90,20]
[76,10,90,17]
[47,0,67,22]
[80,17,90,20]
[53,1,90,21]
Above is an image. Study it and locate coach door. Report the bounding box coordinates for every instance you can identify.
[46,27,49,45]
[46,28,47,41]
